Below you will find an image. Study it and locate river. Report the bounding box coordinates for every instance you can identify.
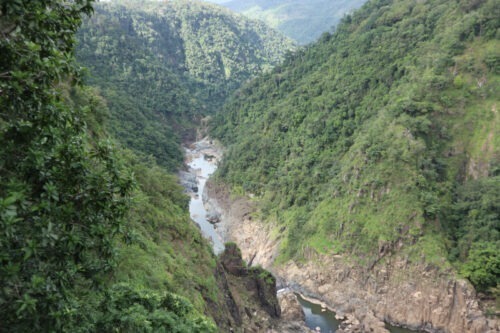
[295,293,340,332]
[183,138,423,333]
[296,294,422,333]
[183,138,225,254]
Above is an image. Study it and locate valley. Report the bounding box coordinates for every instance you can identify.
[1,0,498,332]
[202,140,497,332]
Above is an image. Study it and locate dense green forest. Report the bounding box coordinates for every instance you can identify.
[76,0,295,170]
[212,0,499,294]
[0,1,252,331]
[2,0,499,331]
[208,0,367,44]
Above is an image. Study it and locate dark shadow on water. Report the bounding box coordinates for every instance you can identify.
[296,294,339,332]
[296,294,424,333]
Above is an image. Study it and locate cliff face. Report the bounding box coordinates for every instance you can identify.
[209,243,279,332]
[278,256,495,333]
[205,180,499,333]
[212,242,313,332]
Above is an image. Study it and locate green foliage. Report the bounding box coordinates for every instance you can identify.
[0,0,93,95]
[0,0,224,330]
[96,283,216,333]
[115,151,222,310]
[249,266,276,285]
[449,177,500,259]
[460,243,499,293]
[211,0,500,295]
[445,176,500,292]
[76,0,295,170]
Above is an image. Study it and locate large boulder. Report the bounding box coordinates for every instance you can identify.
[206,210,221,223]
[278,291,306,322]
[178,170,198,193]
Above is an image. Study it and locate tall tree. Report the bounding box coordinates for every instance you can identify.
[0,1,134,330]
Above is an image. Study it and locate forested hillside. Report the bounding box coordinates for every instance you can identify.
[3,0,498,331]
[0,1,218,331]
[0,1,282,331]
[212,0,499,296]
[207,0,367,44]
[76,0,294,170]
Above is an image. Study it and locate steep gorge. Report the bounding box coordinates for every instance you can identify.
[1,0,296,331]
[76,0,295,170]
[209,0,499,331]
[3,0,498,331]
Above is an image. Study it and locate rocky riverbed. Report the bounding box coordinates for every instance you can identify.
[203,166,498,332]
[180,137,225,253]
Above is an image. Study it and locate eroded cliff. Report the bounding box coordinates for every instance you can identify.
[205,180,499,333]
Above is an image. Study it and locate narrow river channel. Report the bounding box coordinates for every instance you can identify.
[184,138,423,333]
[295,294,340,332]
[184,139,224,254]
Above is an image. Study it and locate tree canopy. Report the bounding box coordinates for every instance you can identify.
[0,1,217,331]
[76,0,295,169]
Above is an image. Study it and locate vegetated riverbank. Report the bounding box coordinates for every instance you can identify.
[203,149,498,333]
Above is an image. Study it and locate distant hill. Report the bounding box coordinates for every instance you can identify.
[76,0,295,169]
[205,0,367,44]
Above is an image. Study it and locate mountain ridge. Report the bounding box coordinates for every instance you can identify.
[76,0,295,170]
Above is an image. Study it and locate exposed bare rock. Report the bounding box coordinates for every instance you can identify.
[220,242,247,276]
[204,180,279,268]
[275,253,497,333]
[278,290,306,322]
[206,210,221,223]
[212,261,242,328]
[250,267,281,319]
[205,180,500,333]
[270,291,315,332]
[216,243,288,332]
[178,170,198,193]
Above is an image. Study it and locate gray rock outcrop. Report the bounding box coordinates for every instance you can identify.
[205,180,499,333]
